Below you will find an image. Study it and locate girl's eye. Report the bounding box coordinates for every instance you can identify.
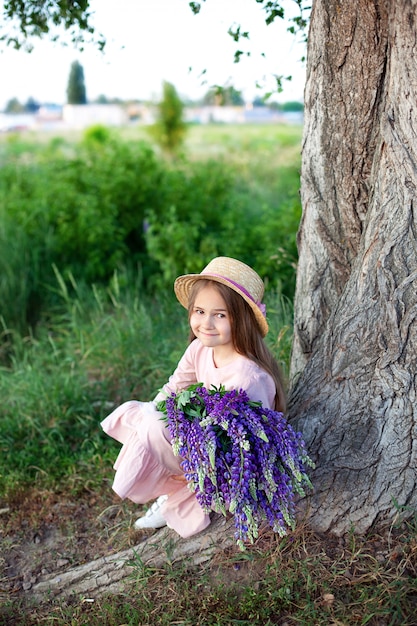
[216,313,225,319]
[195,308,204,315]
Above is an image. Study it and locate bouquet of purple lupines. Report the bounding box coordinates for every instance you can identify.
[157,384,314,548]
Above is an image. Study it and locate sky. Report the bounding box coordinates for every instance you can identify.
[0,0,307,109]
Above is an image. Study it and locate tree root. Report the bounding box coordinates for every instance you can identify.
[30,515,235,603]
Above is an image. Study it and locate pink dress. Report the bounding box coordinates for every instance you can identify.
[101,339,276,538]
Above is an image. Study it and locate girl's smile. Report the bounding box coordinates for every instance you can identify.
[190,285,237,364]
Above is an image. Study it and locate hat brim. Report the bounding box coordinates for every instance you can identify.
[174,273,269,337]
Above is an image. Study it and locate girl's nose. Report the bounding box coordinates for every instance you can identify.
[202,315,215,329]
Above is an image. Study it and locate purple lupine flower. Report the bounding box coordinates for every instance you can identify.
[156,383,314,549]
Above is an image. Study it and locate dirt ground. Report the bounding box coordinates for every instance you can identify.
[1,487,416,625]
[0,488,145,599]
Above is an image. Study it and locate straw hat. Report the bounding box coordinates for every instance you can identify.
[174,257,268,336]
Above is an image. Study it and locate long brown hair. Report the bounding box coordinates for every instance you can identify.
[187,280,286,412]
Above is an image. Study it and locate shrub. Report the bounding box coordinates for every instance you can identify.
[145,159,301,298]
[148,81,187,155]
[0,131,164,330]
[0,124,301,336]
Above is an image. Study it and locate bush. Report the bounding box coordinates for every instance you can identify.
[0,130,164,331]
[148,81,187,155]
[145,159,301,297]
[0,124,301,336]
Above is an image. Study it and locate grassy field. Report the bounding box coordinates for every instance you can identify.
[1,122,416,625]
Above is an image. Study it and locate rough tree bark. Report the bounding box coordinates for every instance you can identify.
[289,0,417,534]
[30,516,235,602]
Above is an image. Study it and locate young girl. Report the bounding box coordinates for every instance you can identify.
[101,257,286,538]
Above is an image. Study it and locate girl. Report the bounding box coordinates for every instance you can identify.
[101,256,286,538]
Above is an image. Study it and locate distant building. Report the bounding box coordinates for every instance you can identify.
[0,103,302,133]
[185,106,245,124]
[37,104,62,122]
[62,104,128,128]
[184,105,303,125]
[0,113,36,132]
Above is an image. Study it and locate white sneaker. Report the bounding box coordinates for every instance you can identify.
[134,495,168,530]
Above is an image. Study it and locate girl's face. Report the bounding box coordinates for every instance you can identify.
[189,284,233,353]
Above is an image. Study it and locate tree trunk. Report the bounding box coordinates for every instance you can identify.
[289,0,417,534]
[30,516,235,602]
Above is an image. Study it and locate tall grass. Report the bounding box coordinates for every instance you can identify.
[0,271,179,496]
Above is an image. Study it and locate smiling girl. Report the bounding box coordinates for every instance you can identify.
[101,257,286,538]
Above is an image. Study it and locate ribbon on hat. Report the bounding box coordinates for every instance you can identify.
[203,272,267,318]
[257,302,267,317]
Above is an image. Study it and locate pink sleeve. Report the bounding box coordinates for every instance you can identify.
[153,343,198,402]
[243,370,276,410]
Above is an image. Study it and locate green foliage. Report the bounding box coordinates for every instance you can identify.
[1,0,105,51]
[4,96,24,113]
[0,123,302,335]
[0,1,309,70]
[149,81,187,155]
[269,100,304,112]
[202,85,245,106]
[67,59,87,104]
[0,208,49,333]
[144,128,302,298]
[144,159,236,285]
[0,128,164,331]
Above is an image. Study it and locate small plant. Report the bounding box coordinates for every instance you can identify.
[148,80,187,155]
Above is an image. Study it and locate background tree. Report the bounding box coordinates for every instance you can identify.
[202,85,245,106]
[278,100,304,112]
[66,60,87,104]
[4,97,24,113]
[289,0,417,534]
[95,94,109,104]
[149,80,187,155]
[24,96,40,112]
